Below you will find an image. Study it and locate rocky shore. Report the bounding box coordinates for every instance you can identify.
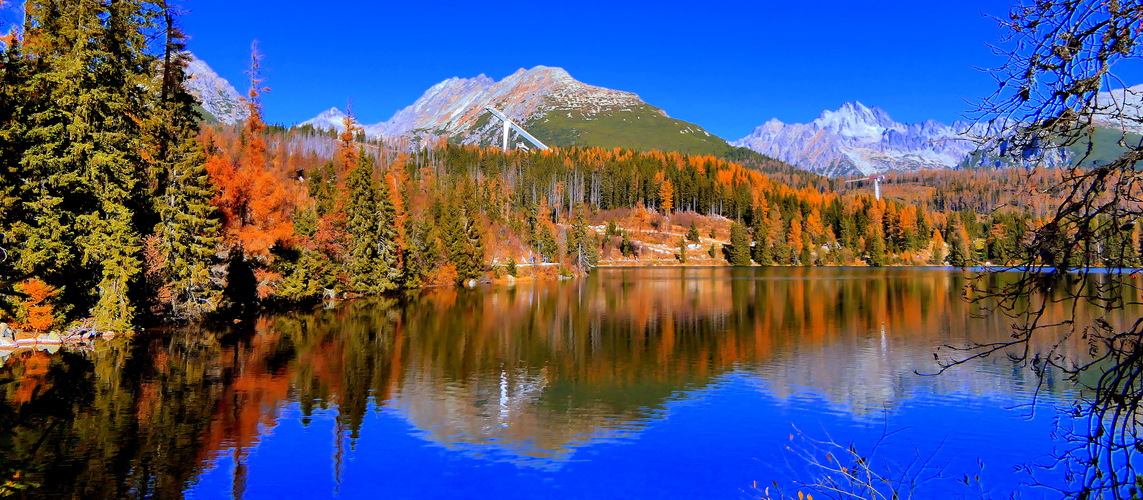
[0,321,122,360]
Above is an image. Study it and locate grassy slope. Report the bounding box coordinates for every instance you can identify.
[1065,126,1143,166]
[527,104,739,157]
[524,104,825,185]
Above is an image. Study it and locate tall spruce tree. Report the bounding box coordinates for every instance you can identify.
[0,33,30,310]
[440,192,485,284]
[727,222,751,266]
[345,150,379,293]
[373,165,400,289]
[151,7,221,318]
[567,213,599,272]
[345,151,401,294]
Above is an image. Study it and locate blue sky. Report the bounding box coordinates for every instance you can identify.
[171,1,1056,138]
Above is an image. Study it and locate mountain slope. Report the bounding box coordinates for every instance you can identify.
[184,53,247,125]
[299,66,741,156]
[1092,84,1143,134]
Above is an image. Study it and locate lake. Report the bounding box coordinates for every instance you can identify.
[1,267,1135,499]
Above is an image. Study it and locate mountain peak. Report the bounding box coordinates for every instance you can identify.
[735,101,974,176]
[812,101,899,142]
[182,52,248,125]
[298,106,350,132]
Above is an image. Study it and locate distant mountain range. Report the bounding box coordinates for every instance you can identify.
[184,54,1143,178]
[730,102,986,177]
[732,85,1143,177]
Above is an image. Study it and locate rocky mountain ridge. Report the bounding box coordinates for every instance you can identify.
[183,53,247,125]
[290,66,741,156]
[299,66,658,146]
[732,102,983,177]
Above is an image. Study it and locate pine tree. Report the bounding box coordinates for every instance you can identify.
[0,36,29,303]
[751,215,772,265]
[151,10,222,319]
[948,222,971,268]
[440,194,485,284]
[567,213,599,272]
[375,171,401,289]
[160,136,222,317]
[345,151,400,294]
[687,221,700,243]
[868,233,888,267]
[728,222,751,266]
[345,151,380,293]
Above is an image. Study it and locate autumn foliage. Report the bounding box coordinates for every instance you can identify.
[13,279,57,333]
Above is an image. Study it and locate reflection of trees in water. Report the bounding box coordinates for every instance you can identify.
[0,268,1124,495]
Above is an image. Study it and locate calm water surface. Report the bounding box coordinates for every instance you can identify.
[2,267,1136,498]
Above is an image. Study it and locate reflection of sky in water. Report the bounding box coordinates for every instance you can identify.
[188,365,1071,500]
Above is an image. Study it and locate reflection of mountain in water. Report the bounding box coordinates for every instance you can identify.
[0,268,1134,495]
[391,367,664,468]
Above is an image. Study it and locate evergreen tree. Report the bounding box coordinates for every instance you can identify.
[17,0,159,330]
[687,221,700,242]
[567,214,599,271]
[948,222,971,268]
[868,233,888,267]
[440,194,485,284]
[159,136,221,318]
[345,151,381,293]
[373,164,401,290]
[727,222,751,266]
[751,216,772,265]
[0,37,29,304]
[151,13,222,319]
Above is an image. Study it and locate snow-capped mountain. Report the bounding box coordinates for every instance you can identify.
[373,66,649,142]
[296,66,735,155]
[1092,83,1143,135]
[733,102,980,177]
[298,107,351,132]
[301,66,651,141]
[183,52,247,125]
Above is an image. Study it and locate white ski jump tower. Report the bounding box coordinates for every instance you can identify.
[485,107,549,151]
[845,175,885,200]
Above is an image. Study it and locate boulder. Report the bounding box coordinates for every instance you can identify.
[0,322,14,341]
[35,331,62,345]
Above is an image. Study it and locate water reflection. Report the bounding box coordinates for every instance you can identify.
[0,267,1134,497]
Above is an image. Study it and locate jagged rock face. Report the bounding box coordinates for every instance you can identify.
[733,102,979,177]
[183,53,248,125]
[300,66,654,145]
